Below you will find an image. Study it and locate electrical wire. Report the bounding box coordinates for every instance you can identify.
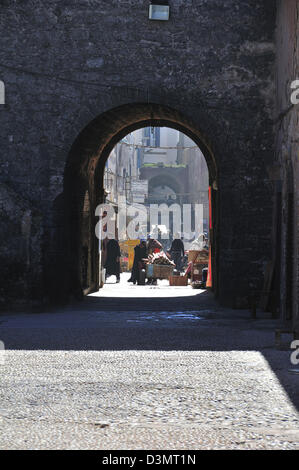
[118,141,198,150]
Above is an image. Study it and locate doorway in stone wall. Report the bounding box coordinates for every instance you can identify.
[98,125,210,294]
[62,103,219,302]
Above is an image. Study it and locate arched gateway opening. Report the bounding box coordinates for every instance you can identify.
[57,103,218,303]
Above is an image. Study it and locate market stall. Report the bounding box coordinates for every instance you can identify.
[144,251,175,281]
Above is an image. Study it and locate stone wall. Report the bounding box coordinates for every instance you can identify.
[0,1,277,308]
[0,183,43,308]
[275,0,299,324]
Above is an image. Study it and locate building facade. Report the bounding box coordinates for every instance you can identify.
[0,1,296,314]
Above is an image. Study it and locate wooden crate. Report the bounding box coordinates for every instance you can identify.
[169,275,188,286]
[188,250,209,263]
[146,264,174,279]
[188,250,200,263]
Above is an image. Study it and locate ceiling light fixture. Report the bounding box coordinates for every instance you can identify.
[149,3,170,21]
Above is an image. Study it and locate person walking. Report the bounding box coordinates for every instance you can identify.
[170,234,185,272]
[104,237,121,283]
[128,240,147,285]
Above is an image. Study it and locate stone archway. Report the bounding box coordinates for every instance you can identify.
[141,169,188,205]
[59,103,218,302]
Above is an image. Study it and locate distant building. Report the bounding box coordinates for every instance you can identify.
[106,127,210,240]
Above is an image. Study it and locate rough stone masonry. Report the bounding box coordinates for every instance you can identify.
[0,1,283,309]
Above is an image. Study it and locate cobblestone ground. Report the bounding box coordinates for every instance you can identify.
[0,275,298,450]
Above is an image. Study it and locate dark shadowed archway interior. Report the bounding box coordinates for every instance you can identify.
[51,103,218,303]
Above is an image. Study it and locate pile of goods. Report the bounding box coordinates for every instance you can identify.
[146,251,175,266]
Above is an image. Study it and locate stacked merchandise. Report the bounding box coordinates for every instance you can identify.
[146,251,175,266]
[145,252,175,279]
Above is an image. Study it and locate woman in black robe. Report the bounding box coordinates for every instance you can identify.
[128,241,147,285]
[170,236,185,272]
[104,238,121,282]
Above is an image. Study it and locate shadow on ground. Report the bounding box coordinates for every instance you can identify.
[0,290,298,411]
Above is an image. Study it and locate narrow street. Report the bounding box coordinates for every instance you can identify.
[0,275,298,450]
